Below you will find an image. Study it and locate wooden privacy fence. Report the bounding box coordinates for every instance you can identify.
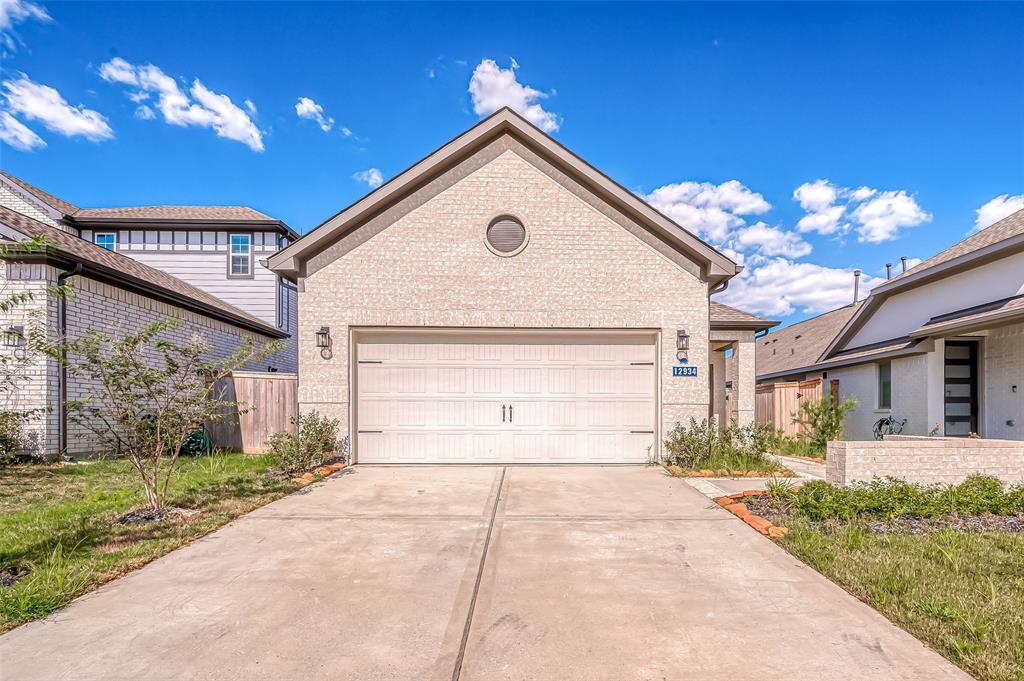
[756,377,836,436]
[206,371,298,453]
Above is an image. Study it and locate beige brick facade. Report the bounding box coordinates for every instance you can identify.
[297,142,714,458]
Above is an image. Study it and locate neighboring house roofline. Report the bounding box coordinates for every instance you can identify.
[0,170,80,217]
[268,107,739,283]
[757,336,930,382]
[909,294,1024,338]
[821,210,1024,360]
[0,170,297,239]
[67,214,298,239]
[0,205,287,339]
[709,301,779,332]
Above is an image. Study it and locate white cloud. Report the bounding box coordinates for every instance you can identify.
[644,179,770,242]
[974,194,1024,232]
[2,74,112,141]
[468,58,559,132]
[794,180,846,235]
[733,222,812,258]
[353,167,383,189]
[99,58,263,152]
[243,99,256,115]
[716,257,884,317]
[295,96,333,132]
[340,126,352,137]
[850,190,931,243]
[134,104,155,120]
[794,179,929,242]
[0,0,51,53]
[0,109,44,150]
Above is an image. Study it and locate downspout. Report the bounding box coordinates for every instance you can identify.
[57,262,82,459]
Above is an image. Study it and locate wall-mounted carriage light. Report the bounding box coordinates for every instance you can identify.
[3,325,25,348]
[676,329,690,362]
[315,326,332,360]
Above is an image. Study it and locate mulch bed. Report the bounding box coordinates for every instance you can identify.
[0,566,29,587]
[665,465,797,478]
[740,494,1024,535]
[117,506,197,525]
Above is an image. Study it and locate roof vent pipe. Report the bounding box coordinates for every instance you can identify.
[853,269,862,303]
[901,256,908,273]
[885,262,892,280]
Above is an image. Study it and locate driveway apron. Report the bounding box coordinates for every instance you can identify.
[0,465,971,681]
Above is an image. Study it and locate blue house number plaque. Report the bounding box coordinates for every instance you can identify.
[672,366,698,377]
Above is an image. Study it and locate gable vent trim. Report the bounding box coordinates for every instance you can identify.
[486,216,528,256]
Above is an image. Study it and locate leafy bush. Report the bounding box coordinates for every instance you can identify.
[792,476,1024,521]
[268,411,347,475]
[0,411,26,467]
[664,418,782,473]
[794,396,859,455]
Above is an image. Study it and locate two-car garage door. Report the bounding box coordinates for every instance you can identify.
[355,332,656,464]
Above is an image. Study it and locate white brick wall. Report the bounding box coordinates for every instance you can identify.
[297,139,713,456]
[985,322,1024,440]
[2,261,281,458]
[827,436,1024,485]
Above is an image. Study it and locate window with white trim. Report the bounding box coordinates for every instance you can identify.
[94,233,116,251]
[229,233,252,276]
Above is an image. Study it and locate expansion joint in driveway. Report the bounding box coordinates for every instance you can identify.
[450,465,506,681]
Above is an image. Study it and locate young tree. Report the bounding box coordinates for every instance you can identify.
[794,395,859,455]
[49,317,283,509]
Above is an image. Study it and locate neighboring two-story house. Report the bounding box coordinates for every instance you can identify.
[756,209,1024,441]
[0,171,298,372]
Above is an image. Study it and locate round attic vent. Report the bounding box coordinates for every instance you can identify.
[486,216,527,255]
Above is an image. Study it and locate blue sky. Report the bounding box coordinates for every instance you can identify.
[1,1,1022,325]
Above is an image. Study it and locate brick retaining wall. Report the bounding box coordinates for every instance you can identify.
[826,435,1024,486]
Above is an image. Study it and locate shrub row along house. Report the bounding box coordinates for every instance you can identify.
[0,171,297,458]
[756,208,1024,442]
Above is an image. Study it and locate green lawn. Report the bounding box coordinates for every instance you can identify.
[0,453,298,633]
[778,520,1024,681]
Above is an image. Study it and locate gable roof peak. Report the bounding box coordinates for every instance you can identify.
[268,109,738,282]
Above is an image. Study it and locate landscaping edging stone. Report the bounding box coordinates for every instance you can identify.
[714,491,791,538]
[292,463,347,486]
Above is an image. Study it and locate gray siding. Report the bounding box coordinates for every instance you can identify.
[85,229,281,326]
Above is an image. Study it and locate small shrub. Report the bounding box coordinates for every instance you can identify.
[0,411,26,467]
[794,396,859,455]
[663,418,782,473]
[268,411,345,475]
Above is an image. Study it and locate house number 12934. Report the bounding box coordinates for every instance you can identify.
[672,366,698,377]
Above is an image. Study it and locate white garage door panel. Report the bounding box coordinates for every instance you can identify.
[356,335,656,464]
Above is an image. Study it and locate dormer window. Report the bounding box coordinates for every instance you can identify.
[94,233,116,251]
[229,233,252,277]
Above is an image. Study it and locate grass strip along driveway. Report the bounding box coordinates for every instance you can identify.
[0,453,299,633]
[750,477,1024,681]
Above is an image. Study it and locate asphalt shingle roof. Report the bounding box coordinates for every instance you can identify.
[0,170,80,216]
[710,301,778,329]
[73,205,278,222]
[755,302,863,379]
[886,208,1024,285]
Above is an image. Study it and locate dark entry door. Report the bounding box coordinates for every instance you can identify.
[944,341,978,437]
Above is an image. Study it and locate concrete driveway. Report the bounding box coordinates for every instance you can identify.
[0,466,969,681]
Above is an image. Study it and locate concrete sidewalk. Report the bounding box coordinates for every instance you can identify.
[0,465,969,681]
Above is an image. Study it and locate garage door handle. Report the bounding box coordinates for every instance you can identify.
[509,405,513,423]
[502,404,506,422]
